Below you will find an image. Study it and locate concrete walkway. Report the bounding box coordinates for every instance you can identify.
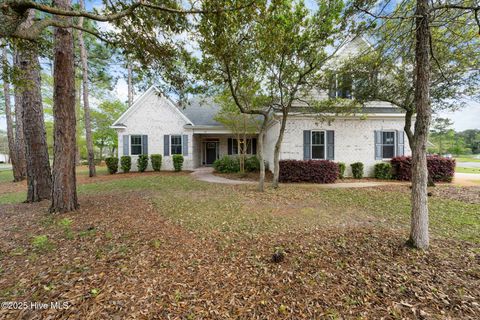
[191,167,404,188]
[190,167,254,185]
[192,168,480,188]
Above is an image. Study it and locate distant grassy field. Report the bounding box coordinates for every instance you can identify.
[456,167,480,174]
[455,154,480,163]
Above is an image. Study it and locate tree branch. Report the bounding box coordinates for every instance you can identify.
[6,0,255,21]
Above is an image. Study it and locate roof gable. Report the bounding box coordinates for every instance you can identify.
[111,86,192,128]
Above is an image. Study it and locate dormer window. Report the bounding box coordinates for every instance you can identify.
[328,73,353,99]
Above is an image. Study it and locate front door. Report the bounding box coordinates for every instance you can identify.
[205,142,218,165]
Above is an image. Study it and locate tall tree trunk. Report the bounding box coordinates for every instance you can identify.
[17,42,53,201]
[78,0,95,177]
[256,114,269,192]
[272,111,288,188]
[127,62,134,106]
[2,45,21,182]
[13,53,27,181]
[50,0,78,213]
[409,0,431,249]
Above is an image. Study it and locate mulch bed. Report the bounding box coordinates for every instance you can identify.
[1,191,479,319]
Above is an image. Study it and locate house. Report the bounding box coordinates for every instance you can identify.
[111,39,411,177]
[0,153,8,164]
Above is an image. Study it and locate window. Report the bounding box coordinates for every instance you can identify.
[230,138,257,155]
[130,135,143,155]
[381,131,395,159]
[171,135,183,155]
[311,131,325,159]
[328,73,353,99]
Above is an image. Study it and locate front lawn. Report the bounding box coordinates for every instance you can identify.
[0,172,479,318]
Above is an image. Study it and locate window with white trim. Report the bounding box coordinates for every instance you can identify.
[328,73,353,99]
[171,135,183,155]
[311,131,326,159]
[381,131,396,159]
[130,135,143,155]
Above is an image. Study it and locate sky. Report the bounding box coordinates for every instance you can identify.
[1,0,479,132]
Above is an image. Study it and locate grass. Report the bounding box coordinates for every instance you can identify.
[1,173,479,243]
[146,178,479,243]
[455,155,480,163]
[456,167,480,174]
[0,170,13,183]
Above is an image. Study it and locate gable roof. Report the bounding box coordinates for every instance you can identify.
[111,86,192,128]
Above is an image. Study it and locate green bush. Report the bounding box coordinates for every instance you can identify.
[105,157,118,174]
[213,156,240,173]
[120,156,132,173]
[151,154,162,171]
[351,162,364,179]
[374,162,393,179]
[172,154,184,171]
[245,156,260,172]
[137,154,149,172]
[337,162,346,179]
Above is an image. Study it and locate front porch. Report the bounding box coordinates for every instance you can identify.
[192,134,258,168]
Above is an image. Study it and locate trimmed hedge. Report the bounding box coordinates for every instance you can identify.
[120,156,131,173]
[337,162,346,179]
[351,162,364,179]
[105,157,118,174]
[137,154,149,172]
[213,155,261,173]
[172,154,184,171]
[391,156,455,182]
[151,154,162,171]
[374,163,393,179]
[279,160,338,184]
[213,156,240,173]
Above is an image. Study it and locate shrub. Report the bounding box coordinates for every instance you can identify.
[105,157,118,174]
[137,154,149,172]
[151,154,162,171]
[351,162,364,179]
[337,162,346,179]
[213,156,240,173]
[172,154,184,171]
[391,156,455,182]
[245,156,260,172]
[120,156,132,173]
[279,160,338,184]
[374,163,393,179]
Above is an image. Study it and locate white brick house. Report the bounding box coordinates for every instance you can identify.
[111,38,411,177]
[111,85,410,177]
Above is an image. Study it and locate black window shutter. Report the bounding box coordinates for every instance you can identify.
[252,138,257,155]
[164,135,170,156]
[228,138,232,155]
[326,131,334,160]
[142,135,148,155]
[374,131,382,160]
[303,130,311,160]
